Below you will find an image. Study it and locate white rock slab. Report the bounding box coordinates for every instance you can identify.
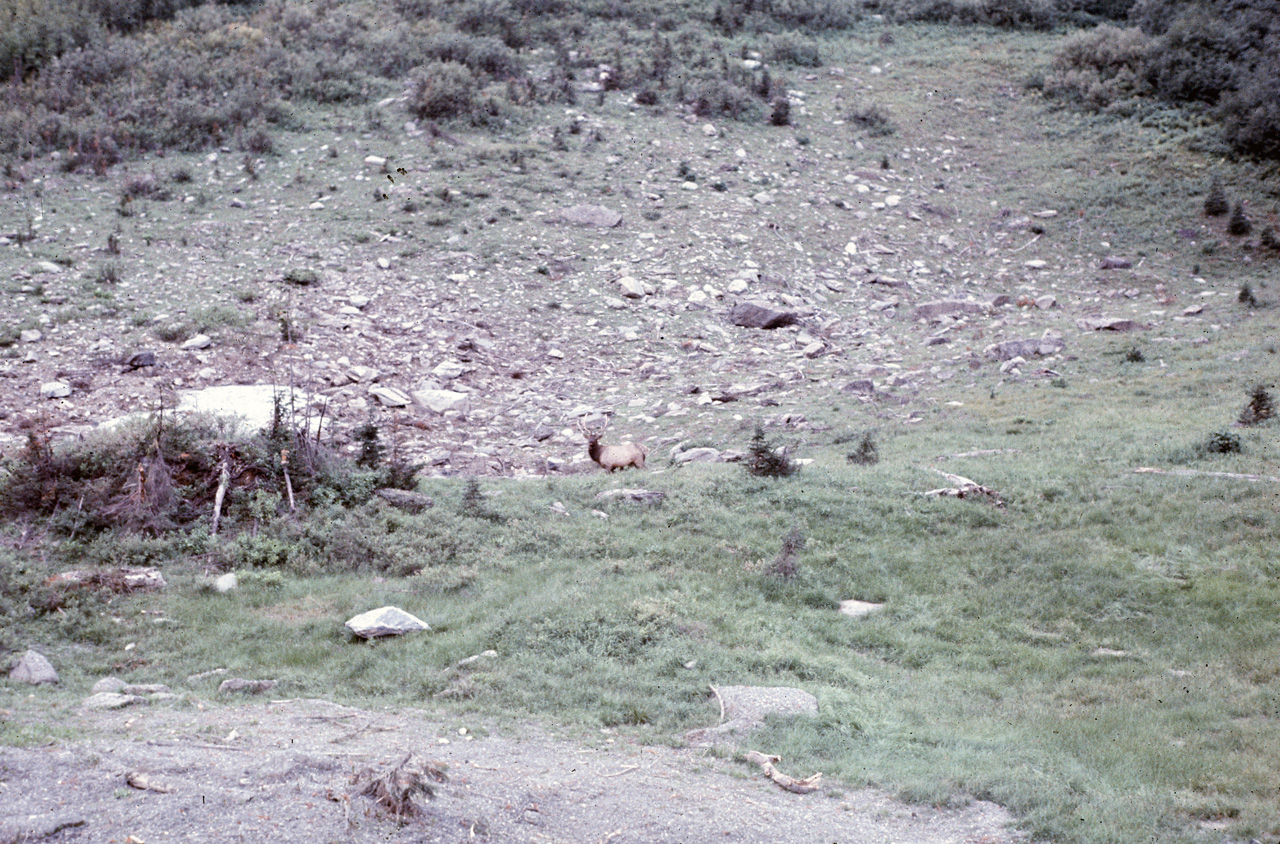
[413,388,470,415]
[346,606,430,639]
[838,599,885,617]
[9,650,59,685]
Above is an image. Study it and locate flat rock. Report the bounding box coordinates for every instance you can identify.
[218,677,276,694]
[82,692,143,710]
[9,650,59,685]
[1099,256,1132,269]
[91,677,127,694]
[413,388,470,415]
[838,599,885,617]
[557,204,623,227]
[673,447,721,464]
[40,381,72,399]
[180,333,213,350]
[729,300,799,329]
[1077,317,1145,332]
[369,386,412,407]
[345,606,431,639]
[984,330,1065,361]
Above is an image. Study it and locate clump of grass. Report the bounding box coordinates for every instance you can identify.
[846,431,879,465]
[1261,226,1280,252]
[1239,385,1275,426]
[849,101,895,136]
[746,425,797,478]
[769,97,791,126]
[1124,346,1145,363]
[94,263,122,284]
[1238,283,1258,308]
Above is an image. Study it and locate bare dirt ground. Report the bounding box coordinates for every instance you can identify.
[0,698,1021,844]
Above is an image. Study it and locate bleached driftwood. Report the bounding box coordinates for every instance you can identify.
[1134,467,1280,483]
[920,468,1006,508]
[744,751,823,794]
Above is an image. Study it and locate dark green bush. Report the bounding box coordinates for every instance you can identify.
[1239,385,1275,426]
[767,34,823,67]
[689,77,759,119]
[407,61,480,120]
[890,0,1059,29]
[1203,177,1229,216]
[746,425,798,478]
[1043,24,1153,110]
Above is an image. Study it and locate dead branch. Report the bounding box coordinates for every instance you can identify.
[211,451,230,536]
[1134,467,1280,483]
[281,450,296,512]
[126,772,174,793]
[919,467,1006,508]
[744,750,823,794]
[351,752,447,824]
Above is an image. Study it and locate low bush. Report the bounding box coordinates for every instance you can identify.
[407,61,480,120]
[746,425,798,478]
[1043,24,1153,110]
[1239,385,1275,426]
[689,77,759,119]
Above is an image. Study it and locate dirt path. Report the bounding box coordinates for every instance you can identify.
[1,699,1022,844]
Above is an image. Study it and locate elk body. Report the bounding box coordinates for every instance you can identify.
[578,419,647,472]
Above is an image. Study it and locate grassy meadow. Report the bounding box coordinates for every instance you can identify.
[2,2,1280,844]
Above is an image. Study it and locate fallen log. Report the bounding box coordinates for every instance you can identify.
[744,750,823,794]
[1134,467,1280,483]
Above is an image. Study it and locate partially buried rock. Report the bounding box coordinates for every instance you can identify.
[729,300,799,329]
[82,692,143,710]
[557,204,623,228]
[1077,317,1145,332]
[219,677,276,695]
[40,381,72,399]
[126,350,157,369]
[374,488,434,514]
[346,606,430,639]
[9,650,59,685]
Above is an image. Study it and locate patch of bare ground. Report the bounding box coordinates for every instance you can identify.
[0,700,1021,844]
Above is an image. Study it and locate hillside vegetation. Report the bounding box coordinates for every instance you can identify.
[2,0,1278,161]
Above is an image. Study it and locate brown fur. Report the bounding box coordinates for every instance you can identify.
[587,437,647,472]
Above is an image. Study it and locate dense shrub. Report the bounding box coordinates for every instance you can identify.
[889,0,1059,29]
[689,77,759,119]
[407,61,480,120]
[1043,24,1153,110]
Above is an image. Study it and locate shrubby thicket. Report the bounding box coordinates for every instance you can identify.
[0,0,1275,162]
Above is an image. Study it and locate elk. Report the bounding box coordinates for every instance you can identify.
[577,417,647,472]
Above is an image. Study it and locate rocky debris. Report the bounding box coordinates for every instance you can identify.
[984,330,1065,361]
[8,650,59,685]
[218,678,276,695]
[1100,256,1132,270]
[617,276,648,298]
[596,488,666,505]
[346,606,431,639]
[369,385,412,407]
[373,488,434,513]
[912,299,988,322]
[729,300,800,329]
[556,204,623,227]
[1077,317,1145,332]
[20,329,42,343]
[40,381,71,399]
[48,567,166,592]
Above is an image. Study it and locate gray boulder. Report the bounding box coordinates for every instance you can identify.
[346,606,431,639]
[729,300,800,329]
[9,650,59,685]
[984,330,1066,361]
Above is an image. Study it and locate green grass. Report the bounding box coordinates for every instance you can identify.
[5,410,1278,842]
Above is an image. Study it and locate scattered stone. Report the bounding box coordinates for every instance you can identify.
[9,650,58,685]
[617,276,647,298]
[838,600,885,617]
[1100,256,1132,270]
[432,360,467,381]
[729,300,800,329]
[557,204,623,228]
[126,350,156,369]
[673,446,721,464]
[19,329,42,343]
[180,334,212,350]
[1077,317,1145,332]
[1035,294,1057,309]
[92,677,127,694]
[218,678,276,695]
[34,261,63,274]
[346,606,431,639]
[841,379,876,395]
[82,692,143,710]
[1023,259,1048,269]
[413,388,470,415]
[374,488,434,513]
[984,330,1065,361]
[283,268,320,285]
[370,386,412,407]
[364,155,388,169]
[40,381,72,399]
